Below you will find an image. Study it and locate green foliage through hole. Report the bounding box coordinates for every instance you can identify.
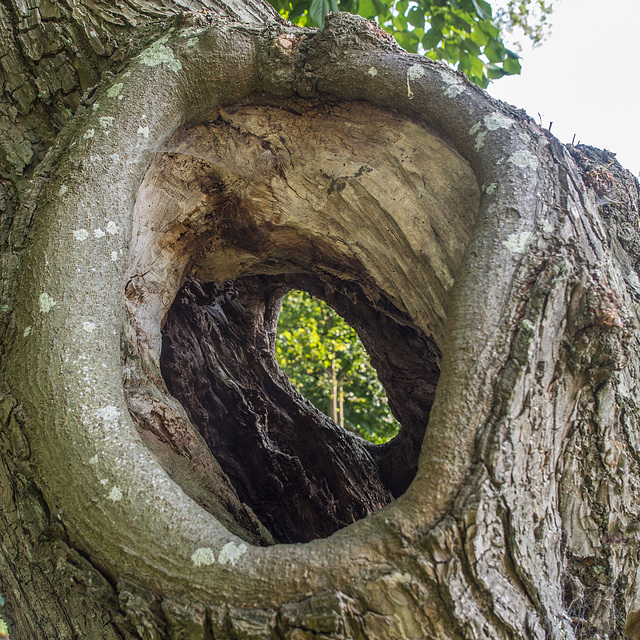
[276,291,400,443]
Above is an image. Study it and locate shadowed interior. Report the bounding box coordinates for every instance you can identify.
[160,273,440,542]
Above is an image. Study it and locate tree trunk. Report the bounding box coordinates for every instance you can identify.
[1,1,640,638]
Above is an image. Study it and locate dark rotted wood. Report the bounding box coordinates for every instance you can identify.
[288,274,442,498]
[160,274,440,543]
[160,277,385,542]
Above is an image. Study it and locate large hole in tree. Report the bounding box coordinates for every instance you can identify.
[159,274,441,544]
[128,100,479,545]
[276,290,401,444]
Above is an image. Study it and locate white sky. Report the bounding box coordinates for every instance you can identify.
[488,0,639,178]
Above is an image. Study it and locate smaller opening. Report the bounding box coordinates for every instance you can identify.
[276,290,400,443]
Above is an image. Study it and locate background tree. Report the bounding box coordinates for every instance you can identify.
[1,1,640,640]
[276,290,400,441]
[268,0,554,86]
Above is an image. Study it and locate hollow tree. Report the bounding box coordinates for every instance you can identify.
[1,0,640,638]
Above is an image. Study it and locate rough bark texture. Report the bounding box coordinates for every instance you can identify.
[2,0,640,639]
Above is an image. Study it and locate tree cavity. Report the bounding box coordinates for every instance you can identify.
[125,100,479,544]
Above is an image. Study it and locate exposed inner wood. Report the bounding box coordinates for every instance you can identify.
[125,99,480,543]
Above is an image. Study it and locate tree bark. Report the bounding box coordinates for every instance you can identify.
[2,1,640,639]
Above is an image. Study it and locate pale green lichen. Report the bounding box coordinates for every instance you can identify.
[23,326,32,337]
[95,405,120,421]
[89,455,98,464]
[59,184,68,196]
[137,125,150,138]
[106,221,120,235]
[39,292,56,314]
[543,221,554,233]
[108,486,123,502]
[503,231,534,254]
[406,64,425,99]
[84,128,95,140]
[218,542,248,566]
[99,116,114,129]
[110,251,118,262]
[73,229,89,241]
[521,318,536,332]
[475,130,487,151]
[178,26,207,39]
[367,67,378,77]
[442,74,464,98]
[191,547,216,567]
[82,321,96,333]
[509,150,539,170]
[92,102,100,111]
[484,112,514,131]
[138,36,182,72]
[94,228,106,239]
[107,82,124,98]
[407,64,424,81]
[470,113,513,151]
[485,183,497,194]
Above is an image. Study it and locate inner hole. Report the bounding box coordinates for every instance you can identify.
[159,274,441,544]
[276,290,400,444]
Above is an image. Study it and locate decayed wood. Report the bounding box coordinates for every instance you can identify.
[124,100,468,545]
[159,269,442,542]
[160,276,392,543]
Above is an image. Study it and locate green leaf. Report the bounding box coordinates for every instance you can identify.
[503,55,522,75]
[289,0,310,18]
[428,13,446,31]
[485,39,505,63]
[486,65,507,79]
[309,0,330,27]
[407,6,425,29]
[392,14,408,31]
[394,30,419,53]
[357,0,378,19]
[471,0,492,19]
[469,52,485,77]
[371,0,391,17]
[444,11,472,30]
[462,37,481,55]
[422,27,443,49]
[396,0,409,15]
[458,50,471,73]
